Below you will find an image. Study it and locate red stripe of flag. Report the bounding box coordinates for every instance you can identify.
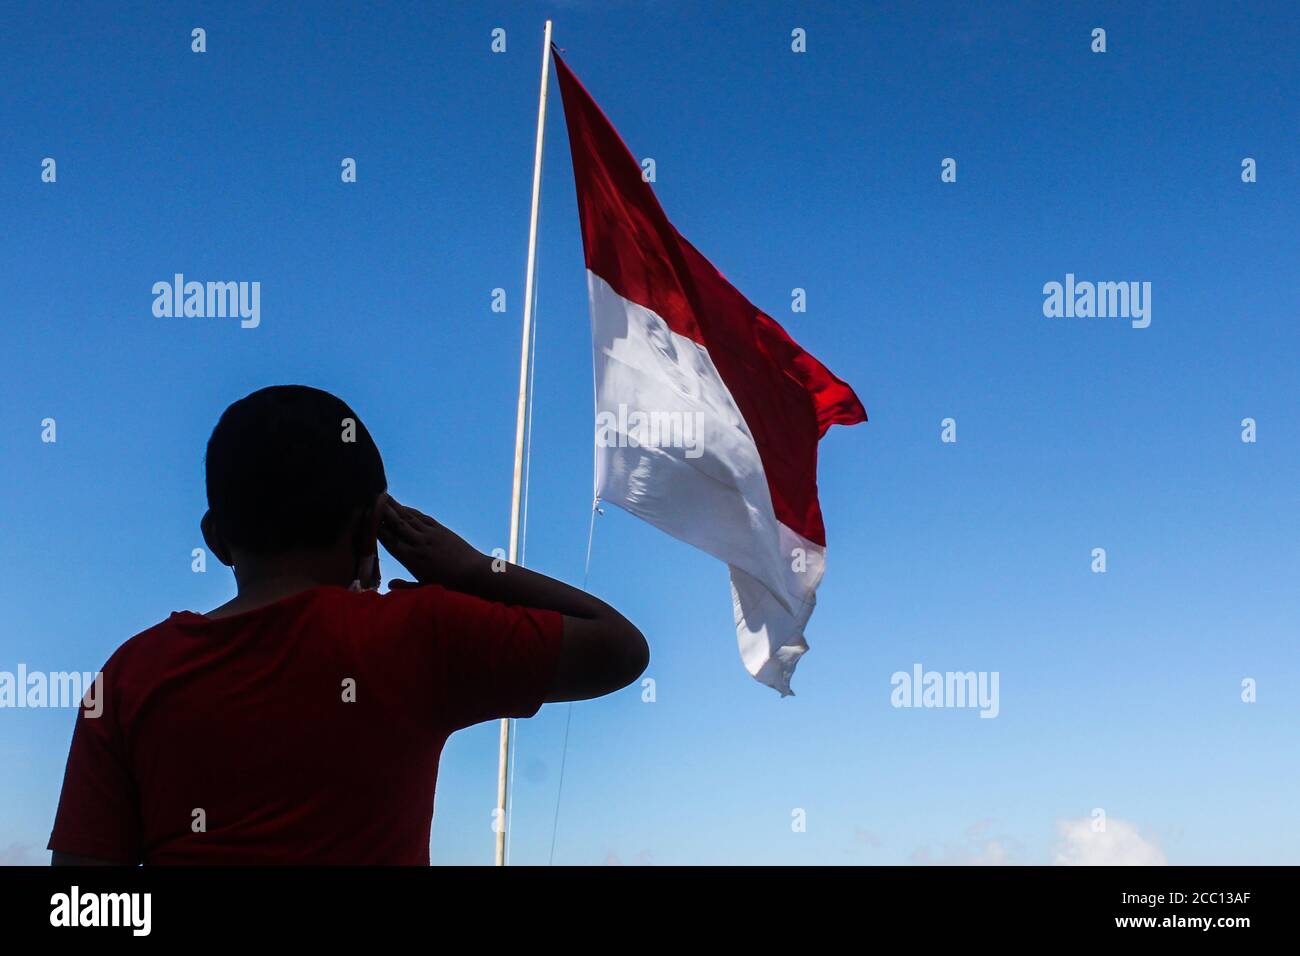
[553,49,867,547]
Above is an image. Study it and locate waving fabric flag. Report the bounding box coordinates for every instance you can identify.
[553,50,867,695]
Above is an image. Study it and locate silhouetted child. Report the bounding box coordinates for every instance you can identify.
[50,385,646,864]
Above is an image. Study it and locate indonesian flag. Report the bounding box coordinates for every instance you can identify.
[553,50,867,695]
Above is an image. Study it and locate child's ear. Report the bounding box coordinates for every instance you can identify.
[200,511,234,567]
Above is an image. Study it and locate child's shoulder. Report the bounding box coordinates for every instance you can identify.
[98,613,188,673]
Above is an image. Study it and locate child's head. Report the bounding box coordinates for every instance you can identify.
[201,385,387,583]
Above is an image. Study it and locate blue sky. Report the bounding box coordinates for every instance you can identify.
[1,0,1297,865]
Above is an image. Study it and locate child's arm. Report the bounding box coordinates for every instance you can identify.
[379,495,647,702]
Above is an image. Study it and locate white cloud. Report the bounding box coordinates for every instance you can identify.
[1052,817,1166,866]
[910,817,1166,866]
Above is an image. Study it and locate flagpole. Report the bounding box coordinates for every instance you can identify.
[498,17,553,868]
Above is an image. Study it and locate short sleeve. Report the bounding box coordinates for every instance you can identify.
[48,684,142,864]
[373,585,564,732]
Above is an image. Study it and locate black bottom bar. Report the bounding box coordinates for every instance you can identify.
[1,864,1282,942]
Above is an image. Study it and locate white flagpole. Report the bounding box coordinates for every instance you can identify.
[498,18,553,868]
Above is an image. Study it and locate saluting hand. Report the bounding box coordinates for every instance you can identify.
[378,494,487,591]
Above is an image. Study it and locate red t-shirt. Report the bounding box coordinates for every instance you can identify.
[48,584,563,865]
